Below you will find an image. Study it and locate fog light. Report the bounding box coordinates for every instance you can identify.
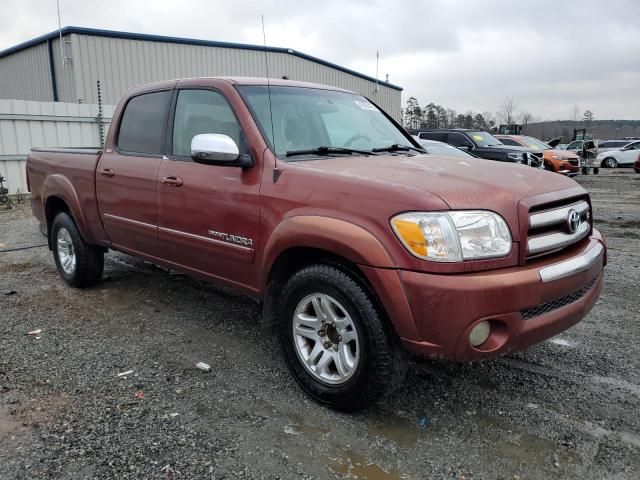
[469,321,491,347]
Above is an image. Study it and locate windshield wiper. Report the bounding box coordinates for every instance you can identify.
[285,146,375,158]
[372,144,425,154]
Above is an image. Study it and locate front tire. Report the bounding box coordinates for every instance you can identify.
[278,264,400,411]
[602,157,618,168]
[51,212,104,288]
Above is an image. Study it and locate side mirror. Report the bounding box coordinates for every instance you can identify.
[190,134,251,167]
[458,145,472,151]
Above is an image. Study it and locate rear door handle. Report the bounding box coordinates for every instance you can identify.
[99,168,115,177]
[161,176,183,187]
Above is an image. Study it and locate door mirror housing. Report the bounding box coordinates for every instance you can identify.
[190,134,252,167]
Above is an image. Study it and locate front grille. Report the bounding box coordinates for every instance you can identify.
[521,272,601,320]
[526,199,590,259]
[569,159,579,166]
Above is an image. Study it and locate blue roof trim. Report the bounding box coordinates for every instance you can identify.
[0,26,403,91]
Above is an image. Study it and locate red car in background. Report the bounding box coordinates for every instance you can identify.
[496,134,581,175]
[635,154,640,173]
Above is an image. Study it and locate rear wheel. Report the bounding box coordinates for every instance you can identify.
[51,212,104,288]
[602,157,618,168]
[278,264,402,411]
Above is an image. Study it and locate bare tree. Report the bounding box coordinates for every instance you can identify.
[498,97,518,125]
[520,111,534,133]
[583,110,594,129]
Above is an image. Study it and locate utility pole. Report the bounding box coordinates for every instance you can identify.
[56,0,64,65]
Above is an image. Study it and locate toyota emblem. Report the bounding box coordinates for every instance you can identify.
[567,210,581,233]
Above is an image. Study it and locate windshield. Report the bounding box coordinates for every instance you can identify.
[467,131,503,147]
[238,86,413,158]
[522,136,551,151]
[418,140,473,158]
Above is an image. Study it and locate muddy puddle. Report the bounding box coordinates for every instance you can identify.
[327,449,401,480]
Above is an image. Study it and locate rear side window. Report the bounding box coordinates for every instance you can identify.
[419,132,447,142]
[172,89,242,157]
[117,91,172,155]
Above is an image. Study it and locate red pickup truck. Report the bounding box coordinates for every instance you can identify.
[27,77,606,410]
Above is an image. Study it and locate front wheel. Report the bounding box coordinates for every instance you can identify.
[278,264,402,411]
[602,157,618,168]
[51,212,104,288]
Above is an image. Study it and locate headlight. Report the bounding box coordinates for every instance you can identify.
[551,154,559,160]
[391,211,512,262]
[507,152,525,162]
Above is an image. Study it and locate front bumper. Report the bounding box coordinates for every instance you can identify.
[365,231,606,362]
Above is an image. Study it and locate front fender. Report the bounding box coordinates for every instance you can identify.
[43,174,93,243]
[261,215,395,286]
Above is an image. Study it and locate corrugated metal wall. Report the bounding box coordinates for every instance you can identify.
[0,42,53,102]
[69,34,401,120]
[0,99,114,194]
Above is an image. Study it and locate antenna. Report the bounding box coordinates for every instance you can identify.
[56,0,64,65]
[261,14,279,180]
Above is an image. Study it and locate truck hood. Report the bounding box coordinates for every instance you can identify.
[294,153,582,212]
[478,144,528,153]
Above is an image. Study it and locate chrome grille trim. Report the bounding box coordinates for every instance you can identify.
[528,222,590,255]
[539,243,604,283]
[529,200,589,229]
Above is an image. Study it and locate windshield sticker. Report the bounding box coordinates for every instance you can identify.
[355,100,377,111]
[472,134,484,142]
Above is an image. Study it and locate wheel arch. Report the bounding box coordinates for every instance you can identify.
[43,174,93,248]
[260,216,399,334]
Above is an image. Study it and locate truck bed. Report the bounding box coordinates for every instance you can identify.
[27,147,108,245]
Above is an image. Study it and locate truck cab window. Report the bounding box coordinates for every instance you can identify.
[117,90,171,155]
[172,90,242,157]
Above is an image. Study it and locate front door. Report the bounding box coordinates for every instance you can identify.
[96,89,173,258]
[156,88,261,292]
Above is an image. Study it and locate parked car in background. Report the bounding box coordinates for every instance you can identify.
[596,140,640,168]
[412,137,477,158]
[409,128,544,168]
[26,77,606,410]
[598,140,634,153]
[635,154,640,174]
[495,134,580,176]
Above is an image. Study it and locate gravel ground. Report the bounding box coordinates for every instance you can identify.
[1,169,639,480]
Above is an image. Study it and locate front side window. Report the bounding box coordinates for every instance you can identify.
[172,89,242,157]
[117,90,172,154]
[238,86,411,159]
[447,133,474,147]
[522,136,551,151]
[497,138,521,147]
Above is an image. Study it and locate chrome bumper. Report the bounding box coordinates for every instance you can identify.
[539,243,604,283]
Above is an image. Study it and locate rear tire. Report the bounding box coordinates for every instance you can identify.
[51,212,104,288]
[278,264,402,411]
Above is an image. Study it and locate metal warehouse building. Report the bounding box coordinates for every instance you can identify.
[0,26,402,119]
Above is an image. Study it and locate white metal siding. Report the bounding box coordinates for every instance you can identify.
[70,35,401,120]
[0,42,53,101]
[0,99,114,194]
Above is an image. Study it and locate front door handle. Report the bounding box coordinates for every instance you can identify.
[161,176,183,187]
[99,168,115,177]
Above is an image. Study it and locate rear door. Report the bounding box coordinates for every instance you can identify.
[96,89,173,257]
[156,88,261,291]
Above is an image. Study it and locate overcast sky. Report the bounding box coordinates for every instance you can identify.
[1,0,639,120]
